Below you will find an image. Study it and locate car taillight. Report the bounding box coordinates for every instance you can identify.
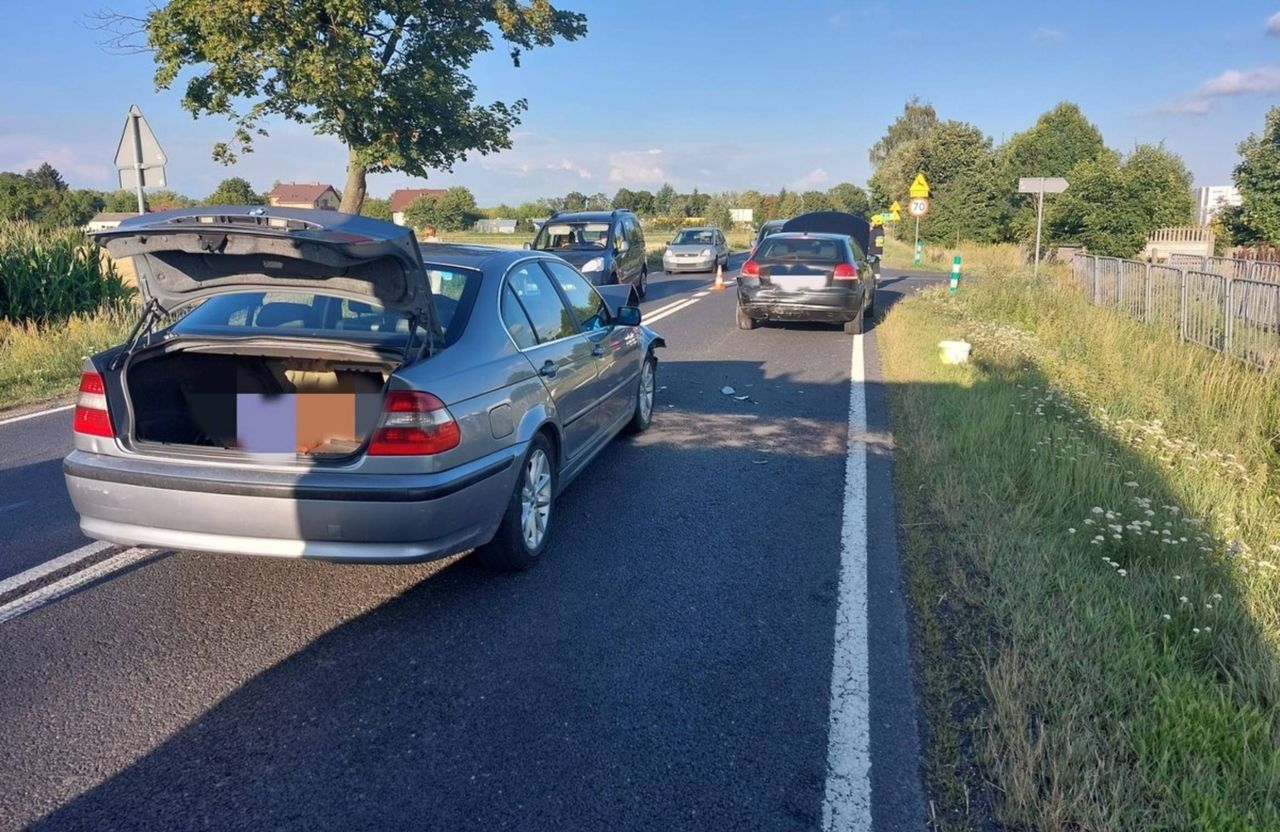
[741,260,760,278]
[833,263,859,280]
[367,391,460,456]
[73,371,114,438]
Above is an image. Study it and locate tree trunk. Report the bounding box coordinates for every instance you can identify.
[339,148,367,215]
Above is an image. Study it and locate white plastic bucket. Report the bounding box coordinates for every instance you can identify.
[938,340,971,364]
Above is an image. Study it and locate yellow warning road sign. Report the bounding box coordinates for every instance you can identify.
[908,173,930,199]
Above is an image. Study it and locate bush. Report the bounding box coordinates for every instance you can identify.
[0,222,134,323]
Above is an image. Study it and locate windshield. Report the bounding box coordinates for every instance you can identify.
[533,221,611,250]
[170,264,480,347]
[672,229,715,246]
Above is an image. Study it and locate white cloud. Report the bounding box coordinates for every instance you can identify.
[1032,26,1064,42]
[790,167,830,190]
[546,159,592,179]
[1158,66,1280,115]
[1267,11,1280,37]
[608,149,667,186]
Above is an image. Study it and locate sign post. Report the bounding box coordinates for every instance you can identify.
[114,105,168,215]
[949,255,961,294]
[1018,176,1069,279]
[908,173,930,265]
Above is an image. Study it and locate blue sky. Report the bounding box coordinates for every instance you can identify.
[1,1,1277,205]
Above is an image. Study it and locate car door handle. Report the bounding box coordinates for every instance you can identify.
[591,344,605,357]
[539,360,558,378]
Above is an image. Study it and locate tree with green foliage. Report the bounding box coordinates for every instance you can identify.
[127,1,586,214]
[102,190,142,212]
[685,189,710,217]
[629,189,655,215]
[1048,144,1192,257]
[204,176,263,205]
[869,97,938,170]
[612,188,636,210]
[586,192,611,211]
[361,197,393,222]
[1226,106,1280,244]
[997,103,1106,240]
[561,191,586,212]
[654,183,676,215]
[703,193,734,230]
[826,182,870,216]
[778,189,803,219]
[800,191,833,212]
[408,186,481,231]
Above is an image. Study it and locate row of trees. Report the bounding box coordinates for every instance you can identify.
[0,167,272,227]
[866,99,1196,257]
[1219,106,1280,247]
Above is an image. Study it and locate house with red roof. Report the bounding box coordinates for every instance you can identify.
[389,188,447,226]
[265,182,341,211]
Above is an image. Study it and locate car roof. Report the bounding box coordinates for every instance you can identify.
[417,243,538,271]
[761,231,849,242]
[549,211,629,222]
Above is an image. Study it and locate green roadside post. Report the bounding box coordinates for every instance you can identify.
[913,238,923,265]
[949,255,961,293]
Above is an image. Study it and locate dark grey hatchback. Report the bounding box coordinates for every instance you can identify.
[735,211,876,334]
[529,210,648,297]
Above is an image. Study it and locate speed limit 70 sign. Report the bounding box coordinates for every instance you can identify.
[907,198,929,218]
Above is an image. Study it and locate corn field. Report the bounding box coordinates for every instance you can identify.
[0,221,134,323]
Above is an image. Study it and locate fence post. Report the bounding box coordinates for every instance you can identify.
[1144,262,1153,324]
[1224,278,1234,355]
[1179,269,1188,343]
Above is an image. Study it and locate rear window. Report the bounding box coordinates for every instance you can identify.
[171,264,481,346]
[755,237,847,264]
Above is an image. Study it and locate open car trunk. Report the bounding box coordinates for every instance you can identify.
[124,345,395,458]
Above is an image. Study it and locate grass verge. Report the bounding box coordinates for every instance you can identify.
[878,264,1280,828]
[0,305,135,410]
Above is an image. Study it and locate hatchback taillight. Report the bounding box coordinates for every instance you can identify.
[833,263,859,280]
[740,260,760,278]
[367,391,460,456]
[73,371,114,438]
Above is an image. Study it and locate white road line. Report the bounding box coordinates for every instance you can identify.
[0,546,156,625]
[0,500,33,514]
[0,540,116,598]
[822,332,871,832]
[644,296,704,325]
[0,404,74,428]
[644,296,692,319]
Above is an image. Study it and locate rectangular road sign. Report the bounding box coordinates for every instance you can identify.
[1018,177,1069,194]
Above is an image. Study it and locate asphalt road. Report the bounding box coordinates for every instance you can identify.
[0,261,941,831]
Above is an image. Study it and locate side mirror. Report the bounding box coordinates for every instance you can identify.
[522,242,532,250]
[615,305,641,327]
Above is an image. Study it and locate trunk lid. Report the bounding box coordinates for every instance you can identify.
[94,207,439,327]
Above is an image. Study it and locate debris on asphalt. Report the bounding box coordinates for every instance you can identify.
[734,395,750,401]
[751,459,769,465]
[720,386,735,395]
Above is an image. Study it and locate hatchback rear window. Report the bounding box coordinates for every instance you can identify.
[756,237,846,264]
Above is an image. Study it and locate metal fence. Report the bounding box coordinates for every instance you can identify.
[1074,254,1280,372]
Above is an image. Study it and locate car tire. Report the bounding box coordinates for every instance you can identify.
[737,307,757,330]
[626,354,657,434]
[843,313,864,335]
[476,434,557,572]
[865,290,876,318]
[637,267,648,299]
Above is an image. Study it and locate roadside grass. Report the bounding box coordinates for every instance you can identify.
[883,237,1031,278]
[878,266,1280,828]
[0,304,135,409]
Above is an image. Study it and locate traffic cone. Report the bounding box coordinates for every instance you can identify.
[712,263,725,291]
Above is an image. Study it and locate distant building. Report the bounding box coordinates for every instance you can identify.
[474,218,518,234]
[1194,185,1241,225]
[730,208,754,225]
[265,182,340,211]
[389,188,447,226]
[85,212,137,232]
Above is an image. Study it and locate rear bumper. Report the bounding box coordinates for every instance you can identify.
[63,446,523,563]
[737,284,863,322]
